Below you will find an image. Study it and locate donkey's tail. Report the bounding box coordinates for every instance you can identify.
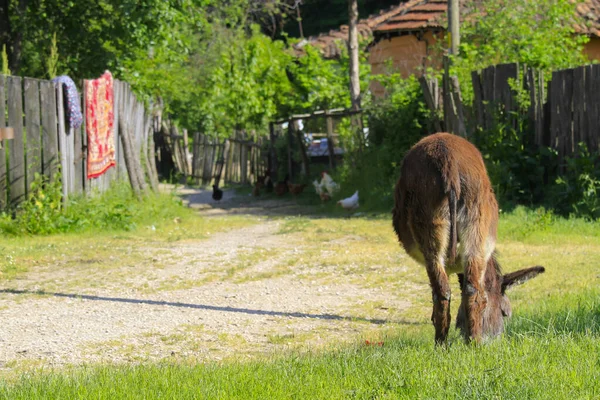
[448,187,458,266]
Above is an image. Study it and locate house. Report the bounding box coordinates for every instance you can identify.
[296,0,600,95]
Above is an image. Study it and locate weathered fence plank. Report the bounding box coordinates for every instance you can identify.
[592,65,600,152]
[573,66,586,153]
[118,82,143,197]
[56,81,70,201]
[8,76,26,205]
[40,80,59,181]
[0,75,7,209]
[24,78,42,195]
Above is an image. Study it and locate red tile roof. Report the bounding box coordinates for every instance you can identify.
[297,0,600,59]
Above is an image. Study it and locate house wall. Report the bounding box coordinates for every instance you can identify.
[584,37,600,62]
[368,31,443,96]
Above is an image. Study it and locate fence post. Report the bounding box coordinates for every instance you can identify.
[8,76,26,206]
[419,76,443,132]
[287,121,293,181]
[325,111,336,170]
[269,122,277,181]
[0,75,6,210]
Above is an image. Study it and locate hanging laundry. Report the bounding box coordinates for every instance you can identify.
[51,75,83,130]
[85,70,116,179]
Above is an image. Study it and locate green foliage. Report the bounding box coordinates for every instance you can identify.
[0,179,189,236]
[453,0,589,103]
[12,173,65,235]
[45,33,59,79]
[547,144,600,220]
[1,45,10,75]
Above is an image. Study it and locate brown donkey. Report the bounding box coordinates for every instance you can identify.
[392,133,544,344]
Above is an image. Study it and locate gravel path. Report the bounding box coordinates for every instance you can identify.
[0,187,412,373]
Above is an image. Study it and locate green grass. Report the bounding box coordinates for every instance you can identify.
[0,207,598,399]
[0,290,598,399]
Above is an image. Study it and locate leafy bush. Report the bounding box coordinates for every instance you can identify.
[0,178,188,236]
[546,144,600,220]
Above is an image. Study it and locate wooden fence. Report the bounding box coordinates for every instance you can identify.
[155,127,268,186]
[422,62,600,164]
[0,74,157,211]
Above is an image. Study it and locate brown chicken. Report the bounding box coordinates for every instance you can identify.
[274,181,288,196]
[288,182,307,195]
[252,181,262,197]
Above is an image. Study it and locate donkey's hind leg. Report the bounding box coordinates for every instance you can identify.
[413,214,452,345]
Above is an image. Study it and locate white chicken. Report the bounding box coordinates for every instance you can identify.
[313,179,331,201]
[337,190,359,210]
[313,172,339,201]
[320,172,339,196]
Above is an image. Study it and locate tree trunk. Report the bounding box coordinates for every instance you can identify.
[293,120,310,177]
[348,0,364,150]
[449,0,460,56]
[348,0,360,111]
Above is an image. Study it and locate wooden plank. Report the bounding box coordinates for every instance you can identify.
[183,128,191,175]
[24,78,42,196]
[55,81,69,201]
[481,65,496,130]
[118,83,127,180]
[201,135,210,185]
[147,114,160,191]
[225,135,234,184]
[73,107,84,194]
[524,67,538,146]
[132,96,148,192]
[217,139,230,188]
[241,131,248,184]
[209,138,218,184]
[450,76,467,138]
[287,123,293,180]
[470,71,484,129]
[562,69,574,159]
[590,65,600,153]
[572,66,586,154]
[549,71,560,152]
[8,76,26,206]
[143,114,158,191]
[117,82,142,197]
[0,75,6,210]
[192,132,201,184]
[550,71,563,160]
[494,63,518,129]
[583,65,593,152]
[40,80,59,182]
[109,78,120,185]
[268,123,277,180]
[419,76,442,132]
[442,56,452,133]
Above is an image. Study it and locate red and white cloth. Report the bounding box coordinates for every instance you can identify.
[85,71,116,179]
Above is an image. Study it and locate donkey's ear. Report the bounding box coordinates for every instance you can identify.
[501,266,545,293]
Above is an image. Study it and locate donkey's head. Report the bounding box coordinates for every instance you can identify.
[456,260,545,340]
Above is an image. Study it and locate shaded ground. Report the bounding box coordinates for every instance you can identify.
[175,184,322,217]
[0,186,418,375]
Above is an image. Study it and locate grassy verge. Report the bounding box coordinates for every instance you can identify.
[0,289,597,399]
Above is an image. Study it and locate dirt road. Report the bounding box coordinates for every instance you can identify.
[0,187,415,373]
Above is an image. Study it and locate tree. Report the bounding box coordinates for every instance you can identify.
[347,0,363,151]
